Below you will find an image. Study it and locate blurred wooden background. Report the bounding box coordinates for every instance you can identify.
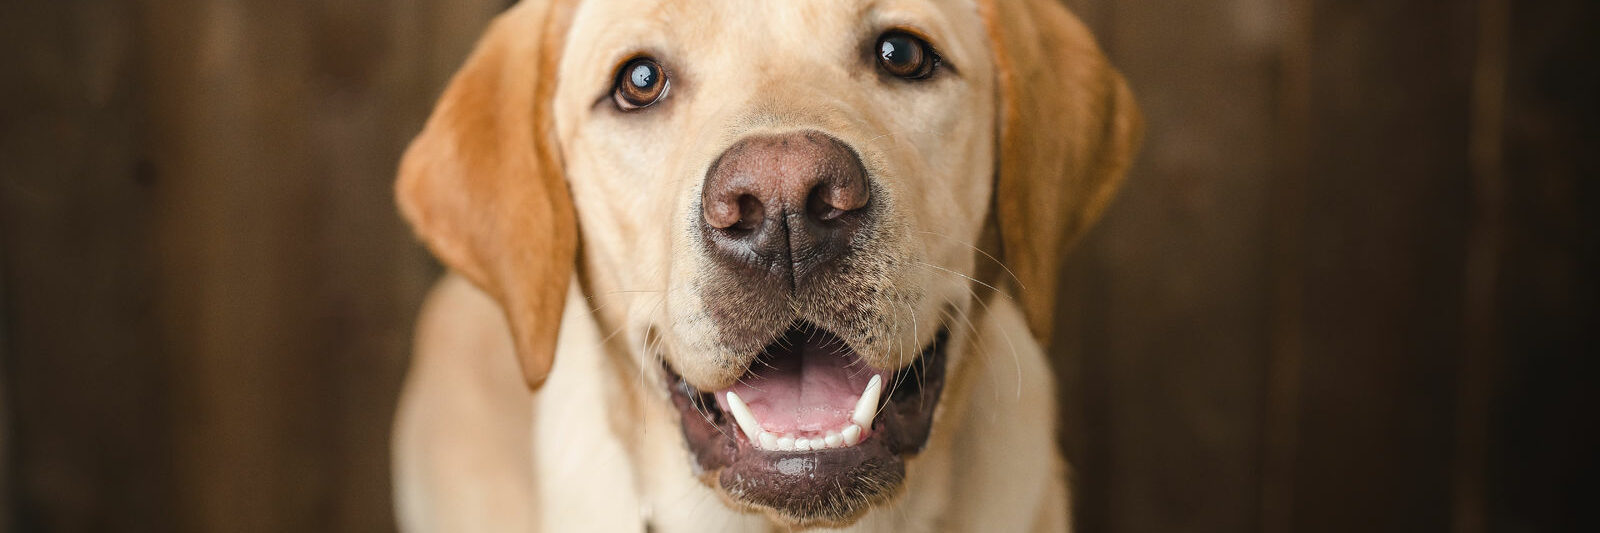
[1,0,1594,532]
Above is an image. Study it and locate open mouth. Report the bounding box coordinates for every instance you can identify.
[665,321,949,526]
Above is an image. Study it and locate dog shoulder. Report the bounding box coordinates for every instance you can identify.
[394,275,647,532]
[393,274,538,531]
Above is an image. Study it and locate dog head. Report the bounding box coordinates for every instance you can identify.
[398,0,1140,527]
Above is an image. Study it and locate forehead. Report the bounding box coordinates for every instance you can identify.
[573,0,976,31]
[560,0,988,80]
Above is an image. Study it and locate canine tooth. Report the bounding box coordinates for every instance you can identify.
[777,436,795,451]
[759,432,778,450]
[851,375,884,429]
[842,424,862,446]
[824,432,842,448]
[725,392,762,442]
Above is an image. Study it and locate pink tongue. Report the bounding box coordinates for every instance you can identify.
[715,329,886,434]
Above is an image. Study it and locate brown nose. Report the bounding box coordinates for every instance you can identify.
[700,131,871,287]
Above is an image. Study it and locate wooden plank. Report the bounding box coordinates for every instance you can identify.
[1,254,7,532]
[1054,1,1284,531]
[0,1,178,531]
[1484,1,1600,531]
[134,0,499,530]
[1260,0,1313,531]
[1288,1,1478,531]
[1452,0,1509,531]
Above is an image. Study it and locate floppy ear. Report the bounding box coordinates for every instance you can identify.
[979,0,1144,346]
[396,1,579,389]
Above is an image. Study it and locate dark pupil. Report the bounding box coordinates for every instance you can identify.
[630,63,656,89]
[880,37,914,66]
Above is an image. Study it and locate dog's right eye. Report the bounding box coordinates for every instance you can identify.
[613,57,669,111]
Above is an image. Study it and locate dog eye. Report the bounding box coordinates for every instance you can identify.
[613,57,669,110]
[876,32,939,80]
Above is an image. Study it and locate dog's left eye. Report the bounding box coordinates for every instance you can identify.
[876,32,940,80]
[613,57,669,111]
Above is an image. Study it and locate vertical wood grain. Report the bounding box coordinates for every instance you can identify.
[1055,1,1285,531]
[0,1,176,531]
[1453,0,1508,531]
[1487,2,1600,531]
[1260,0,1313,530]
[3,1,500,531]
[137,1,499,530]
[1289,2,1477,531]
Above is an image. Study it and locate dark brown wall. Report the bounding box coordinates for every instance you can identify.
[1,1,504,530]
[2,1,1594,532]
[1055,1,1598,532]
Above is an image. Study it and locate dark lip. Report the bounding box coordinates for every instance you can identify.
[663,323,951,527]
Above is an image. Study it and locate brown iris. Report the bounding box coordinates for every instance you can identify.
[614,57,668,110]
[876,32,938,79]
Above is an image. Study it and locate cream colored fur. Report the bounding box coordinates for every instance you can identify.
[395,275,1066,532]
[391,0,1139,530]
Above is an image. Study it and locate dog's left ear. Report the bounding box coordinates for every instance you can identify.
[396,1,579,389]
[980,0,1144,346]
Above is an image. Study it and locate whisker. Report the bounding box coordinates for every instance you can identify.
[912,259,1026,398]
[941,306,1000,404]
[958,280,1024,400]
[585,287,666,315]
[913,260,1011,302]
[908,302,927,410]
[912,229,1024,290]
[635,295,669,449]
[882,301,915,406]
[733,373,765,393]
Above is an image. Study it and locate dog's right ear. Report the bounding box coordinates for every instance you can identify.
[396,1,578,390]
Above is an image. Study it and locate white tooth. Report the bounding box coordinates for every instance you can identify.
[725,392,762,442]
[794,439,811,451]
[759,432,778,450]
[824,432,842,448]
[777,436,795,451]
[851,375,884,429]
[842,424,862,446]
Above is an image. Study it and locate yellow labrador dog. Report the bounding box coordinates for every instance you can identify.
[392,0,1140,530]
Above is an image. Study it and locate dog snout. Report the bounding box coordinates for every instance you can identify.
[700,131,871,286]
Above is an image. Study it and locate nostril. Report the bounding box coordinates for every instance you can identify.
[806,188,846,222]
[735,194,765,231]
[804,162,870,224]
[705,188,765,230]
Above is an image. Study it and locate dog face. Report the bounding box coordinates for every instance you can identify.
[398,0,1140,528]
[556,0,996,396]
